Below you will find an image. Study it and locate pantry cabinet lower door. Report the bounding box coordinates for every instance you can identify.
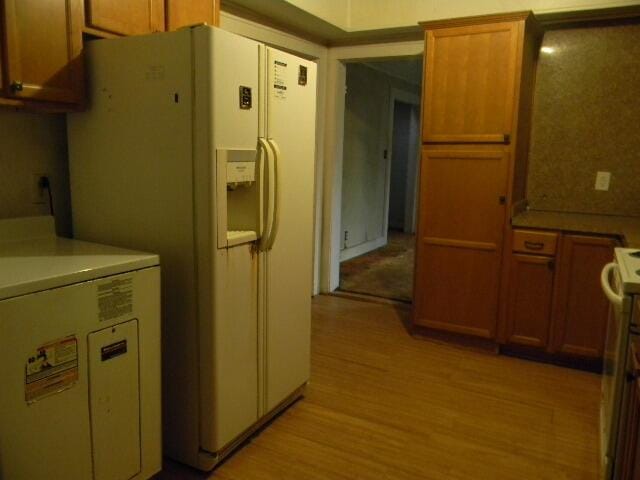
[413,148,509,338]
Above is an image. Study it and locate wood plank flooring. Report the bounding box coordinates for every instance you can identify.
[156,295,601,480]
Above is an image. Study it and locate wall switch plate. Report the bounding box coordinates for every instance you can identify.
[595,171,611,191]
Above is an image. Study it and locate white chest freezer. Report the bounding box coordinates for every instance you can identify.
[0,216,162,480]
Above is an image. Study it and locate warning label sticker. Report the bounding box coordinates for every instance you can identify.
[98,276,133,322]
[273,59,287,100]
[25,336,78,403]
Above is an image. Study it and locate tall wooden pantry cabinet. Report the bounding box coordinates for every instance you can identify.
[413,12,541,339]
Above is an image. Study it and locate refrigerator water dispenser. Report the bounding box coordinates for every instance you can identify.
[216,148,262,248]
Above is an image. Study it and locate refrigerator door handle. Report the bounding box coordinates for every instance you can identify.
[259,137,275,251]
[601,262,623,308]
[266,138,282,251]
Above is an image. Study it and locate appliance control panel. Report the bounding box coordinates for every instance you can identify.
[239,86,252,110]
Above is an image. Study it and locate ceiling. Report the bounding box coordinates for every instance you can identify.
[221,0,422,45]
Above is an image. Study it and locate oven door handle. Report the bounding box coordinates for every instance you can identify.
[601,262,623,308]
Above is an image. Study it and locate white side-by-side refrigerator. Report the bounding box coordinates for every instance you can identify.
[68,26,317,470]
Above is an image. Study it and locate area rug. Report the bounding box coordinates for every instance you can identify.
[339,231,415,302]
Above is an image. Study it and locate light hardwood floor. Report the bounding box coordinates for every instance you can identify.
[157,295,601,480]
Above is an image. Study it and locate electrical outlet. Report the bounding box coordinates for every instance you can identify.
[32,173,48,204]
[595,171,611,191]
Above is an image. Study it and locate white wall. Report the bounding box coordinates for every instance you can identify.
[0,110,72,236]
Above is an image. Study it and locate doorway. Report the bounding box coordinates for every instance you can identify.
[337,58,421,303]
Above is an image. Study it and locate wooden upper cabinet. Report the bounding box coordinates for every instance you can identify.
[413,148,509,338]
[421,13,531,144]
[85,0,164,36]
[1,0,83,104]
[551,235,617,359]
[166,0,220,31]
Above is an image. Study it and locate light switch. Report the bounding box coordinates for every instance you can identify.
[595,171,611,191]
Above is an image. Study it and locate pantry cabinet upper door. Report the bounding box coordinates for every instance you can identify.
[85,0,164,36]
[2,0,83,104]
[423,21,521,144]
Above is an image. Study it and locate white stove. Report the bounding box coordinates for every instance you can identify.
[601,248,640,479]
[615,248,640,295]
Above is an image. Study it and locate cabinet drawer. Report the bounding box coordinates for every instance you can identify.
[512,230,558,256]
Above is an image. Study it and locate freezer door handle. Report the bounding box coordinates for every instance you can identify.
[259,137,276,251]
[601,262,623,308]
[265,138,282,251]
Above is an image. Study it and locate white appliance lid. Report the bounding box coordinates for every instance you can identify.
[0,217,159,301]
[615,248,640,295]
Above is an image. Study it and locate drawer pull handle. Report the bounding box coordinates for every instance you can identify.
[524,241,545,250]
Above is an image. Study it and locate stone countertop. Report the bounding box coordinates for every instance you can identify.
[511,210,640,248]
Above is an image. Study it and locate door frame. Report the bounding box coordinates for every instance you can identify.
[320,40,424,293]
[385,89,421,236]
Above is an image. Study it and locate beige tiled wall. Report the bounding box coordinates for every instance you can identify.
[527,23,640,217]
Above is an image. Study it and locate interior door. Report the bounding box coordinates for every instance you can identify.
[264,46,317,412]
[413,148,509,338]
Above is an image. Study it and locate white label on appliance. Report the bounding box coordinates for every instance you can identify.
[98,276,133,322]
[25,336,79,403]
[273,60,287,100]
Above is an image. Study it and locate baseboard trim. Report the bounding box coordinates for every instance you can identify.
[340,236,386,262]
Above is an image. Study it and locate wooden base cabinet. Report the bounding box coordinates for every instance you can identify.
[505,253,555,348]
[502,230,616,366]
[551,234,617,359]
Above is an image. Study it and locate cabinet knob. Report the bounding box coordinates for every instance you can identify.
[548,259,555,271]
[10,81,23,92]
[503,133,511,144]
[498,196,506,205]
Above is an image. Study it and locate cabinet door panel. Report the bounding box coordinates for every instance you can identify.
[413,148,509,338]
[166,0,219,31]
[551,235,616,358]
[85,0,164,36]
[2,0,83,103]
[423,21,520,143]
[505,254,554,348]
